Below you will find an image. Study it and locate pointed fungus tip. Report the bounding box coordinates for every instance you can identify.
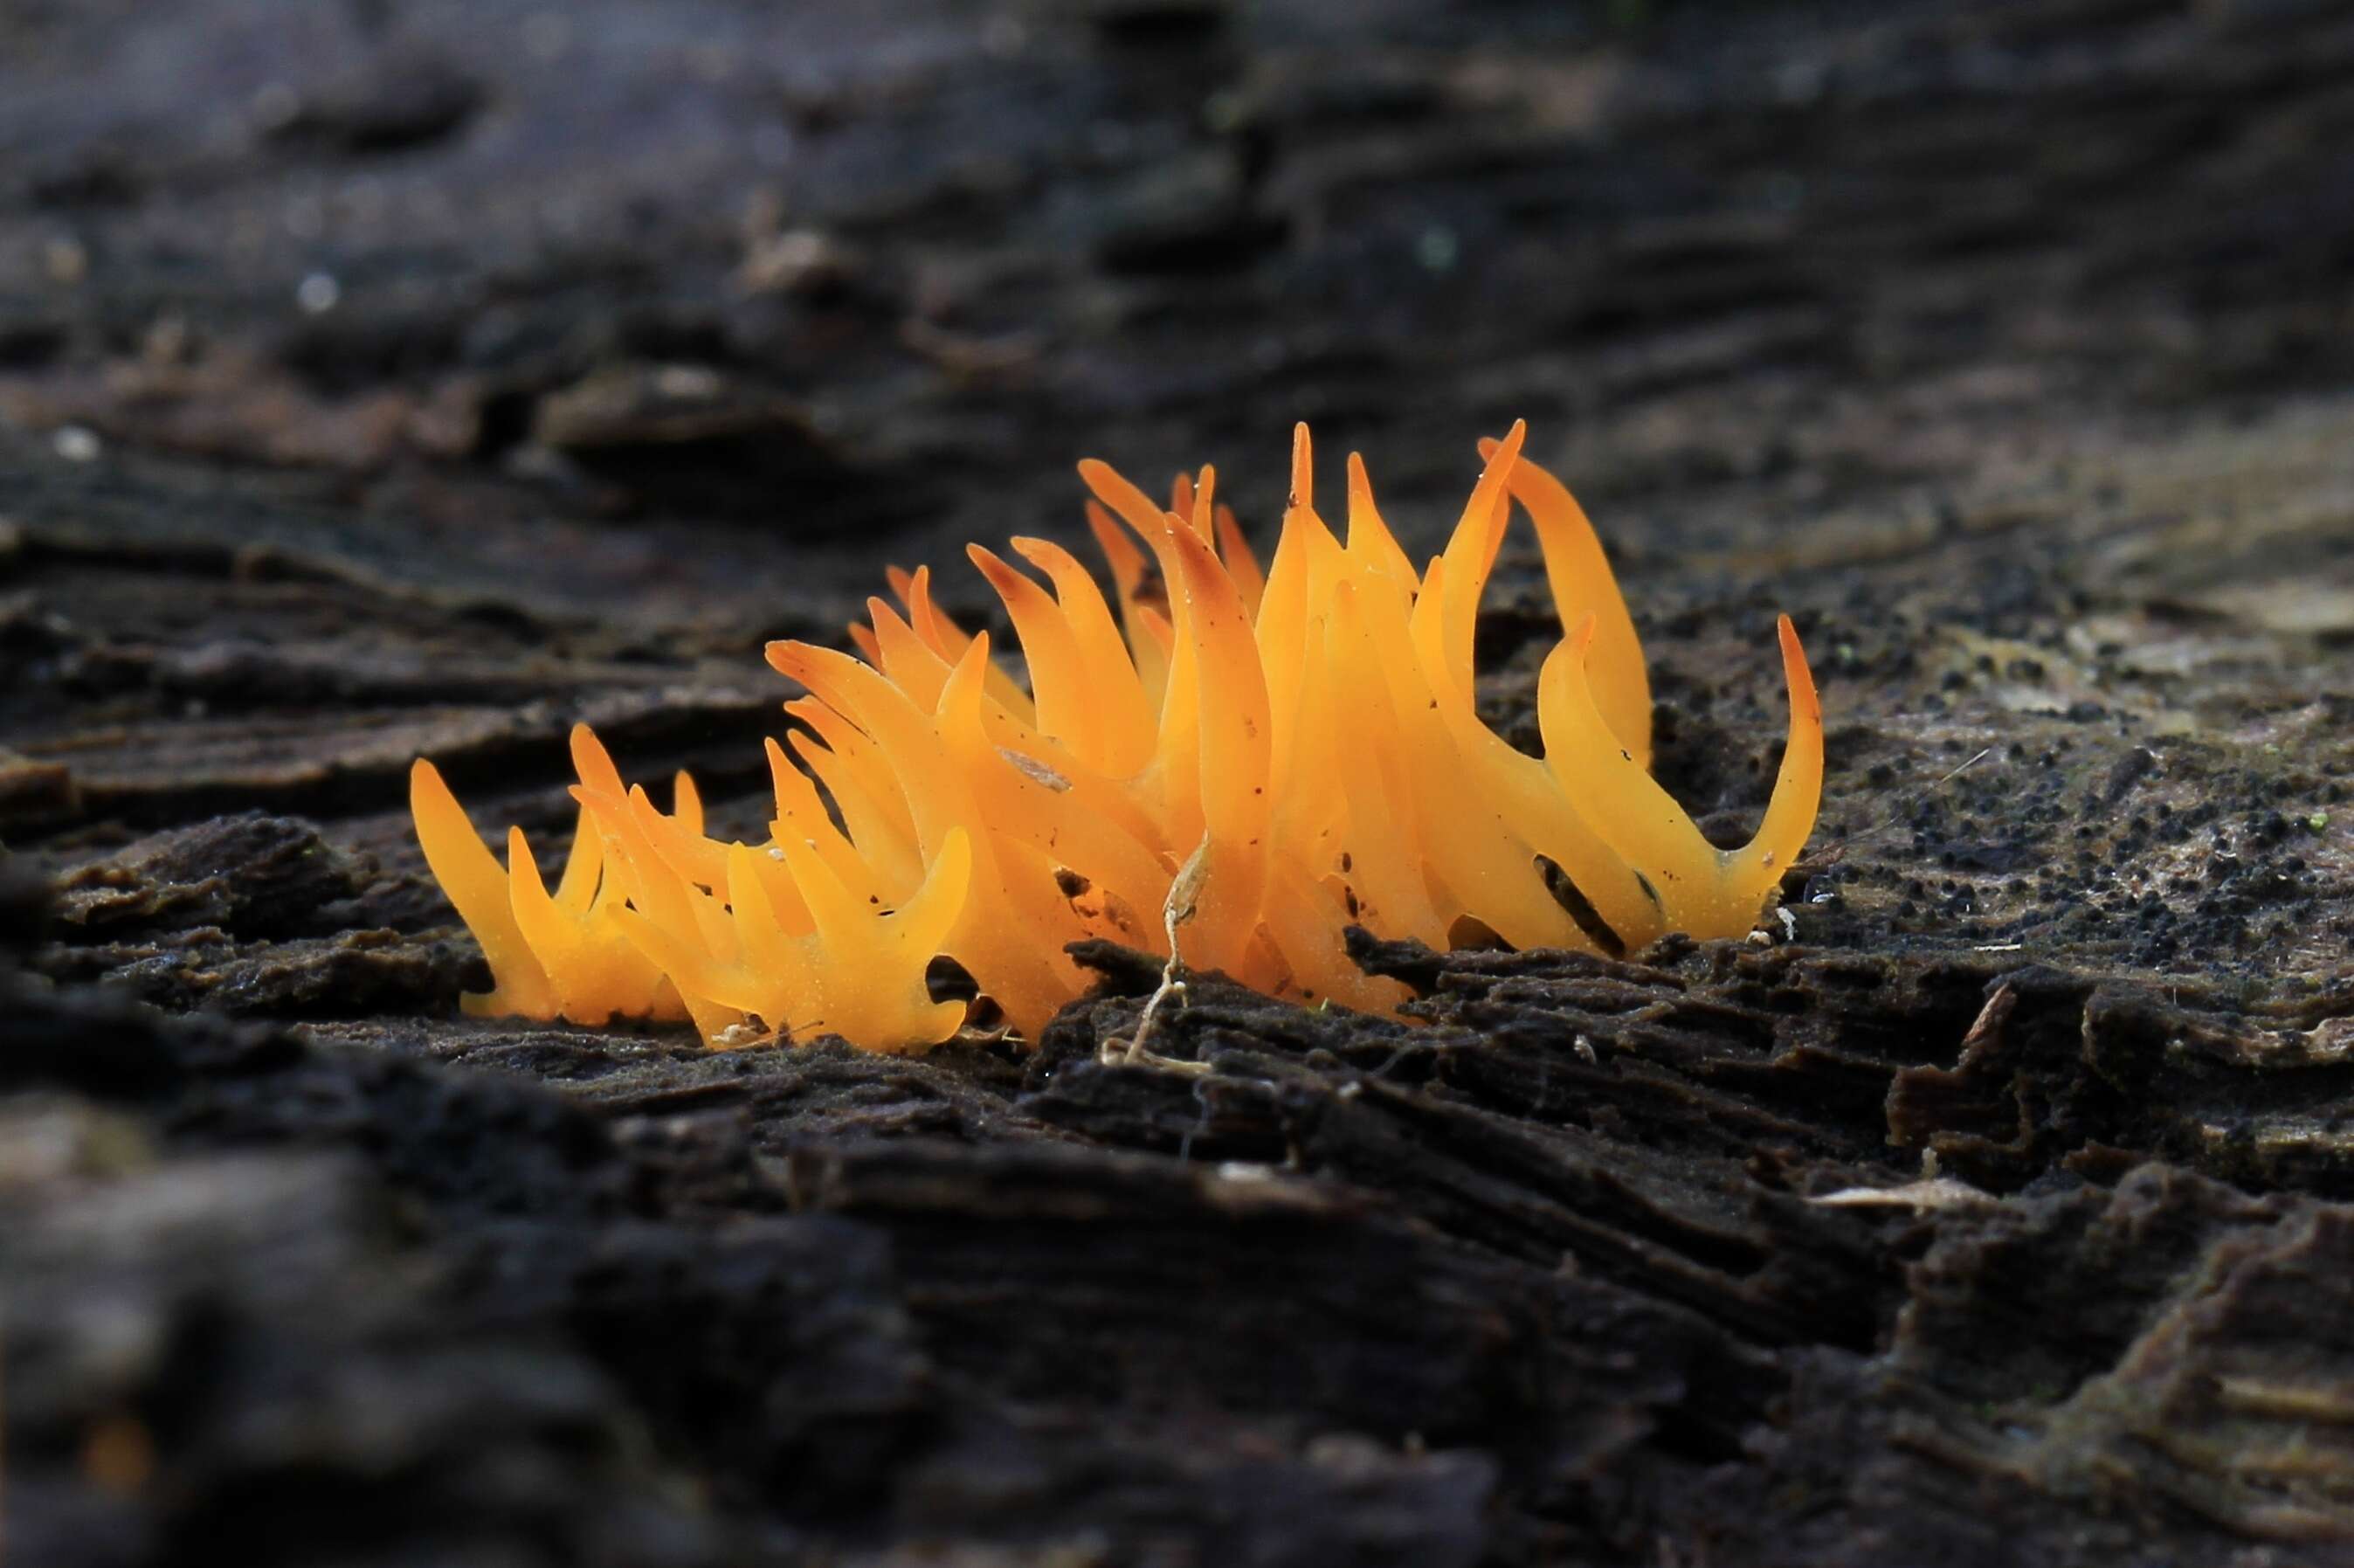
[1778,613,1822,722]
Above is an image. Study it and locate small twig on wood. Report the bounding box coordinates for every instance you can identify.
[1935,746,1994,786]
[1801,743,2003,868]
[1101,835,1213,1075]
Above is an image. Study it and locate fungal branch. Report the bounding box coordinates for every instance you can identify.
[410,423,1825,1052]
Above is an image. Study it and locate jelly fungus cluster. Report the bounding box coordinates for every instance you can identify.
[412,422,1822,1051]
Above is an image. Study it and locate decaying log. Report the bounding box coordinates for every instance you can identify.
[5,0,2354,1563]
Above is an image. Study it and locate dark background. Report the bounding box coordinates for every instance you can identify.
[4,3,2354,1565]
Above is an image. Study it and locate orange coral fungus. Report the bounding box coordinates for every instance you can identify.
[412,422,1824,1051]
